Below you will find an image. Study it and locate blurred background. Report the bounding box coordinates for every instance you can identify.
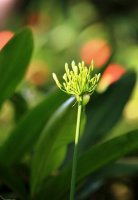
[0,0,138,199]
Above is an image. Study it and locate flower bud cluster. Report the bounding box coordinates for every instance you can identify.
[52,60,100,104]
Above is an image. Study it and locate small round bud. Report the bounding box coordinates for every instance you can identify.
[82,94,90,106]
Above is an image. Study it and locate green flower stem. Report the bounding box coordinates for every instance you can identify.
[52,60,100,199]
[70,98,83,200]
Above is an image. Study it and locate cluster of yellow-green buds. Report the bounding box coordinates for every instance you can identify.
[52,60,101,106]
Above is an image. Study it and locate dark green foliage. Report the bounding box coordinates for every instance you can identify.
[80,71,136,150]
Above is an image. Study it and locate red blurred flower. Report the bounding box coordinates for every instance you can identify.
[0,31,14,50]
[97,63,126,92]
[81,39,112,68]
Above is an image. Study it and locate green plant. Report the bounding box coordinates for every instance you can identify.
[0,27,137,200]
[52,60,100,200]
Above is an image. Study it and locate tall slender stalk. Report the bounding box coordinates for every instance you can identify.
[70,99,82,200]
[52,60,100,200]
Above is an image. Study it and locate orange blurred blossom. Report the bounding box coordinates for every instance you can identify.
[0,31,14,50]
[81,39,112,68]
[97,63,126,92]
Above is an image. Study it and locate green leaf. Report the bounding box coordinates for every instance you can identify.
[0,164,27,199]
[37,129,138,200]
[80,71,137,151]
[31,97,86,196]
[10,92,28,122]
[0,89,68,165]
[0,28,33,106]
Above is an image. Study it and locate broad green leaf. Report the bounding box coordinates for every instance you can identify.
[31,98,86,196]
[0,89,68,165]
[0,28,33,106]
[45,145,67,175]
[36,129,138,200]
[0,164,27,199]
[80,71,136,151]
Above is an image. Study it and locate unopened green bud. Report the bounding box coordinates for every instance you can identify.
[82,94,90,106]
[52,73,62,88]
